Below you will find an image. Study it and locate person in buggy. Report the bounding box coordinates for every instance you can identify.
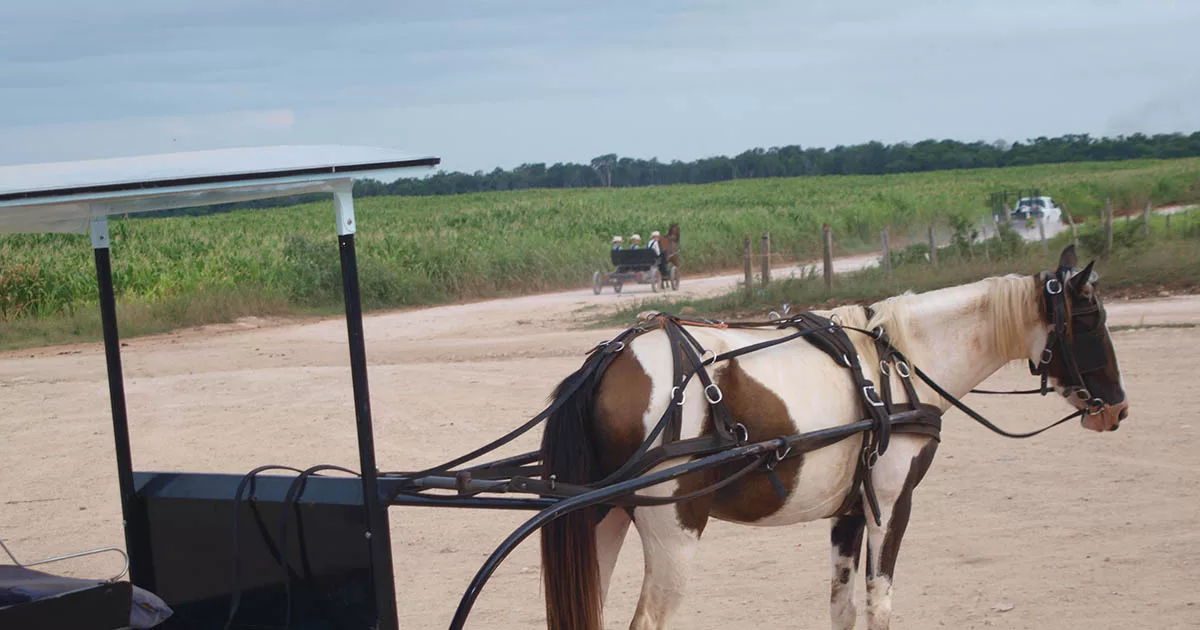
[628,234,643,249]
[610,235,623,250]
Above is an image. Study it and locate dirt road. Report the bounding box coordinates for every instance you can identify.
[2,267,1200,628]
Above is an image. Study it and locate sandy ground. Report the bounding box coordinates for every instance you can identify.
[3,257,1200,629]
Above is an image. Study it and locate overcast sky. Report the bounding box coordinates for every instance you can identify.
[2,0,1198,173]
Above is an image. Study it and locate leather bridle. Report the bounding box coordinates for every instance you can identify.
[1026,266,1118,416]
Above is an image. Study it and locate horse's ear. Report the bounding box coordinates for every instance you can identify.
[1069,260,1096,293]
[1057,244,1078,269]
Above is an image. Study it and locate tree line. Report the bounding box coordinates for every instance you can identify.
[146,131,1200,217]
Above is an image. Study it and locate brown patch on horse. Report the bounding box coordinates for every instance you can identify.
[671,405,720,535]
[876,439,938,579]
[686,359,804,525]
[593,349,652,475]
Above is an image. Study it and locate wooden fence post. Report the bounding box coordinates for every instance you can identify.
[1104,198,1113,255]
[761,231,771,286]
[928,224,938,268]
[880,227,891,276]
[1060,202,1080,251]
[1143,199,1151,238]
[743,234,752,299]
[1166,213,1172,233]
[980,216,991,263]
[822,224,834,291]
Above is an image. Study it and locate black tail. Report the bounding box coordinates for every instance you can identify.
[540,363,606,630]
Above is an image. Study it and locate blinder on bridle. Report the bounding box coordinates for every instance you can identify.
[1028,264,1116,416]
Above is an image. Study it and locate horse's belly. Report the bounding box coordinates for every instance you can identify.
[710,435,859,527]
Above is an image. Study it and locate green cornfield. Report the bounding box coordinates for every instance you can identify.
[2,157,1199,325]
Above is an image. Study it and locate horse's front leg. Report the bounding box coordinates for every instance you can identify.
[863,438,938,630]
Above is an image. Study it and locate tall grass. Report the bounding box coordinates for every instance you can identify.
[1,157,1199,347]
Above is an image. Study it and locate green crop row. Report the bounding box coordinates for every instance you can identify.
[2,157,1198,328]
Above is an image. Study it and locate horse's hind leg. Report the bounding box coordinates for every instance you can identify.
[830,512,866,629]
[597,507,633,604]
[863,438,938,630]
[628,500,710,630]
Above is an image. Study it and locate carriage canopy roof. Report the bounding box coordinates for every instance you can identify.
[0,145,440,235]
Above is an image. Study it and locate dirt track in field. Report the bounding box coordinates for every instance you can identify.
[3,265,1200,629]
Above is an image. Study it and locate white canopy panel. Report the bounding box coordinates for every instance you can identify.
[0,145,440,234]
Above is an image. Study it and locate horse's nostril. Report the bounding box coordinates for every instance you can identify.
[1119,408,1128,421]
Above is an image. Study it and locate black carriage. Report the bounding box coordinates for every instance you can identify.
[592,248,679,294]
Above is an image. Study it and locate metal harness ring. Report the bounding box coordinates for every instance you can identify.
[671,386,686,406]
[704,383,723,405]
[732,423,749,444]
[895,361,911,379]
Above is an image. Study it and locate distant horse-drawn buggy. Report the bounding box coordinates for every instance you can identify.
[592,223,681,294]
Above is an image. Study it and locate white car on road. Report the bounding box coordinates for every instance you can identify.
[1011,196,1062,223]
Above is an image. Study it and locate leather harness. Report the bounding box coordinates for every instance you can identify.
[390,266,1112,526]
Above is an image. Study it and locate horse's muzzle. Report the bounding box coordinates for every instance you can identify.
[1081,400,1128,433]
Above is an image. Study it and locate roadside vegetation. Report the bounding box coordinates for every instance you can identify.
[600,210,1200,326]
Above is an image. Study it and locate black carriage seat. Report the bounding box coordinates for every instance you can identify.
[0,540,172,629]
[610,248,660,272]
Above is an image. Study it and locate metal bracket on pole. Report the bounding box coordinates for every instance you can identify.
[90,214,110,249]
[333,184,356,236]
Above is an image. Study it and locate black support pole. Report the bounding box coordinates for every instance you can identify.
[337,232,399,630]
[93,245,144,584]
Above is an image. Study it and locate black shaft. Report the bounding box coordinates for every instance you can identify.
[93,247,141,583]
[337,233,399,630]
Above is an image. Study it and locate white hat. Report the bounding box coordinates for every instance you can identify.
[650,231,661,238]
[631,234,641,240]
[612,235,623,243]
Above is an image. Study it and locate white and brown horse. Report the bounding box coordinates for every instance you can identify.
[539,246,1127,629]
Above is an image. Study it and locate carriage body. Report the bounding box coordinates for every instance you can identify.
[592,247,679,294]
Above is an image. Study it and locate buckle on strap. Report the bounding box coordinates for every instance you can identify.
[863,385,885,408]
[588,339,626,355]
[704,383,724,404]
[1046,277,1063,295]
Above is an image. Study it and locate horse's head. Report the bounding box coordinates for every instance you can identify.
[1037,245,1128,432]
